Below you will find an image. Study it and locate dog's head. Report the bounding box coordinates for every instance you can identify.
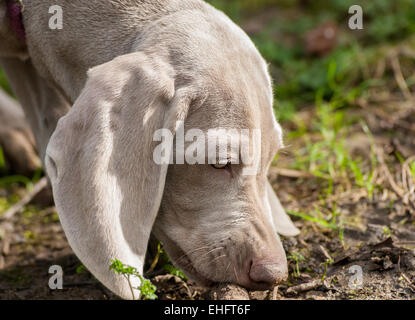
[45,6,299,299]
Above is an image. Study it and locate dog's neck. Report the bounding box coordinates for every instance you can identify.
[7,0,25,42]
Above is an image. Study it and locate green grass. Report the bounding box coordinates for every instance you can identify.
[289,204,345,244]
[76,264,87,275]
[163,263,187,280]
[288,98,377,190]
[321,257,334,281]
[288,210,337,230]
[410,161,415,181]
[0,147,6,169]
[146,242,188,280]
[0,197,11,214]
[287,251,305,277]
[0,267,32,287]
[0,69,12,94]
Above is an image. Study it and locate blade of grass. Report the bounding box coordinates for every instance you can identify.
[287,210,337,229]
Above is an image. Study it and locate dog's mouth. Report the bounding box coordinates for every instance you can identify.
[161,237,216,287]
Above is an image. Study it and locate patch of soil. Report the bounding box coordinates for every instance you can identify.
[0,189,414,300]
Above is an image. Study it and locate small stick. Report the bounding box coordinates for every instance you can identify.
[390,53,413,101]
[147,244,162,274]
[1,177,48,220]
[375,147,405,198]
[319,245,333,261]
[271,286,280,300]
[400,273,415,292]
[286,279,321,294]
[271,168,315,179]
[181,281,193,299]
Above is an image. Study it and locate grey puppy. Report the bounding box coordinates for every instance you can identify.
[0,0,299,299]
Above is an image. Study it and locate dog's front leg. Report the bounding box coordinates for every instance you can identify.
[0,87,41,175]
[0,57,70,162]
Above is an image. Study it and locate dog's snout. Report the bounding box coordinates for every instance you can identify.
[248,259,288,288]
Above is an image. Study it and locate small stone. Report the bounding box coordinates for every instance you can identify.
[249,290,269,300]
[209,284,250,300]
[383,255,393,270]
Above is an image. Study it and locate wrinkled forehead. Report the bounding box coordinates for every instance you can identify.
[183,77,283,168]
[177,32,283,163]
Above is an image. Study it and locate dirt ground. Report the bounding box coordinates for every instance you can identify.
[0,186,414,300]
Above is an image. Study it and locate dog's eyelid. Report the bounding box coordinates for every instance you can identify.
[212,162,231,169]
[211,159,232,169]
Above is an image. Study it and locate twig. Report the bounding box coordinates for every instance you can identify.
[147,244,162,274]
[125,274,136,300]
[319,245,333,261]
[271,168,315,179]
[271,286,279,300]
[375,147,405,198]
[1,177,48,220]
[181,280,193,299]
[390,53,413,101]
[400,273,415,292]
[286,279,321,294]
[374,58,386,79]
[395,240,415,246]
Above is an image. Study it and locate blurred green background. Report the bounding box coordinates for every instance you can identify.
[207,0,415,120]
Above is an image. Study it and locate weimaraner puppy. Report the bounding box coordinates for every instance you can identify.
[0,0,299,299]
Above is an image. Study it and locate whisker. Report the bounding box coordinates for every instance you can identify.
[206,247,224,255]
[233,265,240,283]
[195,247,225,266]
[196,253,227,277]
[211,254,227,264]
[225,261,231,274]
[174,246,210,265]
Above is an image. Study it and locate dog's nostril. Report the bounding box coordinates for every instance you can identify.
[248,260,288,287]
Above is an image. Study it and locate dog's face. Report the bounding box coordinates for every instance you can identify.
[153,77,289,289]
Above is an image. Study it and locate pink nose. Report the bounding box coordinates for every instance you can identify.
[248,259,288,288]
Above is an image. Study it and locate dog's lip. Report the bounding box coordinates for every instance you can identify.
[161,236,215,287]
[173,248,215,287]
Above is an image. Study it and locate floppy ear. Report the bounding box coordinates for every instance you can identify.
[266,180,300,237]
[45,52,191,299]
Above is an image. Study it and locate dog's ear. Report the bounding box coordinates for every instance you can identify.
[45,52,192,299]
[266,181,300,237]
